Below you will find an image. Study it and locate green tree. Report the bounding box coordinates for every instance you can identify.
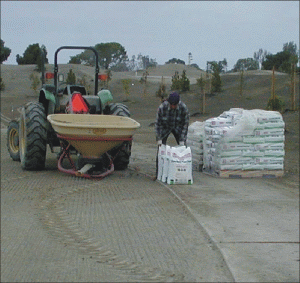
[135,53,157,70]
[171,70,190,92]
[207,60,227,73]
[181,70,190,91]
[191,63,200,70]
[197,74,208,113]
[69,54,81,64]
[196,74,206,92]
[95,42,127,69]
[222,58,228,72]
[66,69,76,84]
[233,58,259,72]
[68,42,128,69]
[262,42,298,73]
[254,48,270,70]
[211,62,222,93]
[36,45,48,72]
[262,51,297,73]
[0,39,11,63]
[165,58,185,65]
[283,41,297,55]
[171,71,181,90]
[16,43,49,68]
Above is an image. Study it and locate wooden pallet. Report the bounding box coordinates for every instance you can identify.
[217,170,284,178]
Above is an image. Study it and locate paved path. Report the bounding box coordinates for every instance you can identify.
[1,130,299,282]
[131,143,299,282]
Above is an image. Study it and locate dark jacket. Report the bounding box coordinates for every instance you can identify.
[155,100,189,142]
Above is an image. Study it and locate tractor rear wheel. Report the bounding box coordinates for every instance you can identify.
[7,120,20,161]
[19,102,48,170]
[108,103,132,170]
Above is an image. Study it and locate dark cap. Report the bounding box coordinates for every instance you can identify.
[168,92,180,105]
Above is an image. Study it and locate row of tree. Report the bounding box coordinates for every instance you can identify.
[233,42,298,74]
[1,39,299,74]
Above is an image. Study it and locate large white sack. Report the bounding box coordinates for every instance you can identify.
[157,144,166,181]
[188,121,205,134]
[203,108,285,173]
[167,146,193,185]
[161,145,171,183]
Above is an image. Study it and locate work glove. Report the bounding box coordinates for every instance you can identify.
[157,140,162,146]
[179,141,185,146]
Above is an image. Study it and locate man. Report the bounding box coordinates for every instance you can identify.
[155,92,189,146]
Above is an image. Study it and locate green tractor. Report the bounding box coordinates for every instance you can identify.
[7,46,132,173]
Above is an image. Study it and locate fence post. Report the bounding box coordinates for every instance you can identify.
[291,63,296,111]
[271,66,275,100]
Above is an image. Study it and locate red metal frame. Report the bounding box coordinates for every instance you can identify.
[56,134,133,179]
[57,134,133,142]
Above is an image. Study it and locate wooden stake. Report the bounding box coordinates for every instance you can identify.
[291,63,296,111]
[239,69,244,96]
[271,66,275,100]
[203,89,206,114]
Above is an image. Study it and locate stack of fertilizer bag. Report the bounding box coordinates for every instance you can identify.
[186,121,205,171]
[203,108,285,176]
[157,145,193,184]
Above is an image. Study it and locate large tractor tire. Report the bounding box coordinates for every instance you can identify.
[7,120,20,161]
[108,103,132,170]
[19,102,48,170]
[109,103,130,117]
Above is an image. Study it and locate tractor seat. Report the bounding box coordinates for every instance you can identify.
[83,95,101,114]
[70,86,87,96]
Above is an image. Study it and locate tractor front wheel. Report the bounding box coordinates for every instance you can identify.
[19,102,48,170]
[7,120,20,161]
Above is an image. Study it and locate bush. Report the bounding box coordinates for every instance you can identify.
[66,69,76,84]
[0,77,5,90]
[267,95,285,112]
[181,70,190,91]
[171,71,181,91]
[121,79,131,97]
[171,70,190,92]
[211,70,222,92]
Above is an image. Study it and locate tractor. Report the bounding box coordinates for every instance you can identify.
[7,46,133,175]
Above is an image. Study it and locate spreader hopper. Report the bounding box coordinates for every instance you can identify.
[47,114,140,158]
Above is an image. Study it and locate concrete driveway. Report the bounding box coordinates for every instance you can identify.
[1,130,299,282]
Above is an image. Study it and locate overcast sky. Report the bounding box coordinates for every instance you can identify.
[1,1,299,70]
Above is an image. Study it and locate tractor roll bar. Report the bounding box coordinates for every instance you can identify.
[54,46,100,97]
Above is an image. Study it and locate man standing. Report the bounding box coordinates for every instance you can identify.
[155,92,189,146]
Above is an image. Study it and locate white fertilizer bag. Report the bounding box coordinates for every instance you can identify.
[187,121,205,170]
[161,145,171,183]
[167,146,193,185]
[157,144,166,181]
[203,108,285,175]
